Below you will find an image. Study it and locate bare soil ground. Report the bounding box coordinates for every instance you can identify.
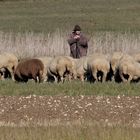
[0,95,140,127]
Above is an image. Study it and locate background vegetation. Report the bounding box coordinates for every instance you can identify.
[0,31,140,58]
[0,0,140,33]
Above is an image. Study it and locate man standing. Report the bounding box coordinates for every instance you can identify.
[67,25,88,58]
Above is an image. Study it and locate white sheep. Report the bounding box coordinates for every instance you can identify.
[110,52,124,76]
[37,56,53,82]
[72,56,89,81]
[47,56,75,83]
[73,53,110,82]
[0,52,18,81]
[132,53,140,63]
[87,56,110,82]
[118,54,140,82]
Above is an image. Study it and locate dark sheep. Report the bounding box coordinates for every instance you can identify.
[14,59,44,83]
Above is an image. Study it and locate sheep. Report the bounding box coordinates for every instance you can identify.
[73,56,89,81]
[0,52,18,81]
[0,68,5,80]
[87,56,110,82]
[72,53,110,82]
[110,52,124,77]
[14,59,44,83]
[37,56,53,82]
[0,67,11,80]
[111,53,136,82]
[47,56,75,83]
[132,53,140,63]
[118,61,140,83]
[62,56,78,81]
[118,54,140,82]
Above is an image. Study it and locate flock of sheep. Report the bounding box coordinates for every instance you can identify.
[0,51,140,83]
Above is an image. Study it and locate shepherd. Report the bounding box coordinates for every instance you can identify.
[67,25,89,58]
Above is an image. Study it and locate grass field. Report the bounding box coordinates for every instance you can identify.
[0,79,139,96]
[0,0,140,33]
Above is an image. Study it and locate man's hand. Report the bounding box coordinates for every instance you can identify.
[74,35,80,40]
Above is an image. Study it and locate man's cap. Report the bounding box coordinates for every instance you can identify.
[73,25,81,31]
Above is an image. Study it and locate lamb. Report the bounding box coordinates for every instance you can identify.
[14,59,44,83]
[0,52,18,81]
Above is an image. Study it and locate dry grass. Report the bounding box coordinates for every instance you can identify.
[0,31,139,59]
[0,122,140,140]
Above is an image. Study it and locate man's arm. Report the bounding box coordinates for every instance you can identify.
[78,34,88,47]
[67,34,77,45]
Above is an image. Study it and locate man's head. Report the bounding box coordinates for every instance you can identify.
[73,25,81,35]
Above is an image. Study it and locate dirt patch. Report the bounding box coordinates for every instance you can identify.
[0,95,140,127]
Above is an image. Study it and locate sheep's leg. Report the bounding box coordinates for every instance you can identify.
[69,69,77,81]
[120,74,127,83]
[67,75,71,82]
[38,75,43,83]
[60,76,64,83]
[0,73,4,80]
[43,76,48,82]
[49,72,58,83]
[73,70,77,80]
[111,75,115,81]
[67,73,73,82]
[58,70,64,83]
[6,66,15,81]
[128,75,133,82]
[32,73,38,83]
[35,77,38,83]
[42,70,47,82]
[92,70,97,82]
[111,70,116,81]
[54,75,58,83]
[102,71,107,82]
[88,71,93,82]
[80,74,84,82]
[38,70,45,83]
[58,68,65,83]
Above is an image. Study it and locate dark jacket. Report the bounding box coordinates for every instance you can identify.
[67,33,88,58]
